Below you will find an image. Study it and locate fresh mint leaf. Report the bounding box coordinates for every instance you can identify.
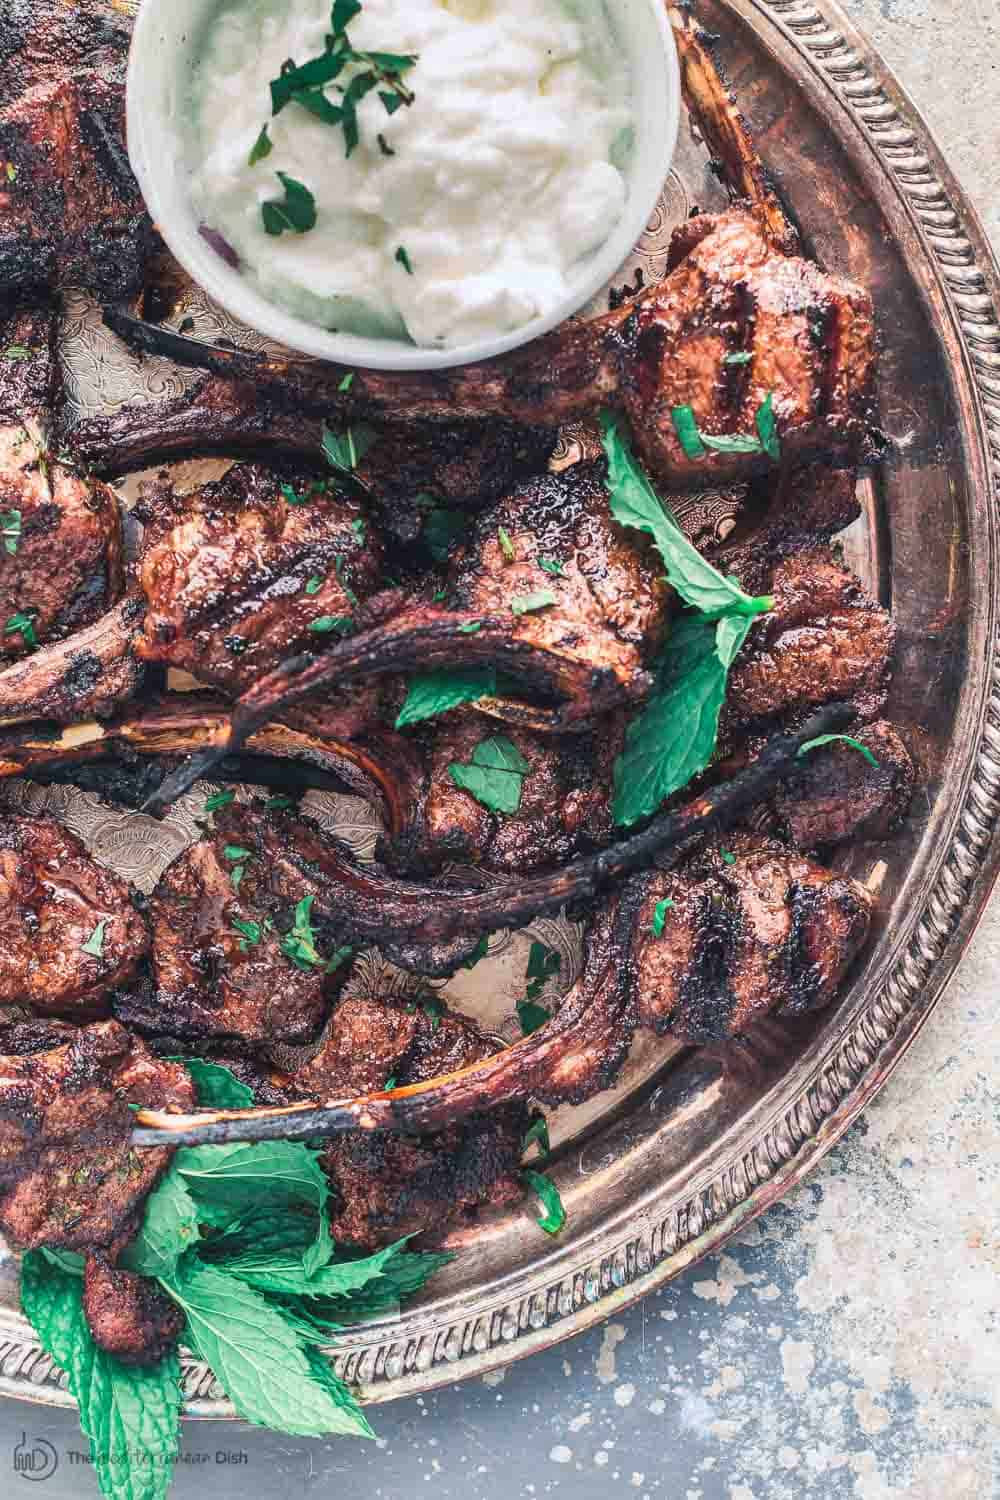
[395,245,414,275]
[0,507,21,556]
[223,845,253,863]
[338,371,355,391]
[521,1170,566,1235]
[4,608,37,649]
[448,734,529,815]
[756,391,781,460]
[306,575,324,594]
[40,1247,85,1276]
[522,1116,550,1157]
[248,124,272,165]
[538,557,565,577]
[670,404,705,459]
[270,51,349,114]
[261,172,317,237]
[81,919,107,958]
[798,732,879,768]
[516,999,550,1035]
[511,589,556,616]
[498,526,515,561]
[21,1252,181,1500]
[231,917,261,950]
[422,506,466,561]
[169,1058,255,1109]
[321,423,375,499]
[121,1169,200,1280]
[723,350,752,365]
[200,1210,316,1261]
[223,1237,406,1299]
[720,848,736,865]
[331,0,363,32]
[651,896,674,937]
[309,614,354,635]
[175,1140,331,1275]
[601,416,771,619]
[395,668,496,727]
[280,893,330,972]
[612,612,757,827]
[204,789,235,814]
[160,1260,372,1438]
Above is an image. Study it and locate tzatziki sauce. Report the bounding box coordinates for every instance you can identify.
[188,0,633,348]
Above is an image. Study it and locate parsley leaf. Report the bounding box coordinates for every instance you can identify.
[498,526,515,561]
[223,845,253,863]
[601,416,772,619]
[511,589,556,616]
[670,403,705,459]
[305,575,324,594]
[521,1169,566,1235]
[80,919,108,959]
[231,917,262,949]
[448,734,529,814]
[20,1252,182,1500]
[280,893,326,971]
[798,732,879,768]
[395,667,496,727]
[612,612,757,827]
[248,124,273,165]
[720,849,737,865]
[756,391,781,460]
[457,620,482,634]
[394,245,414,275]
[261,172,317,237]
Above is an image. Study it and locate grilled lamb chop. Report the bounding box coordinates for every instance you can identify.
[147,462,670,805]
[82,1249,185,1366]
[629,834,874,1043]
[771,720,913,849]
[0,815,148,1017]
[0,461,380,725]
[114,806,352,1050]
[383,709,621,876]
[0,1019,193,1251]
[0,0,154,299]
[0,304,123,666]
[93,205,875,492]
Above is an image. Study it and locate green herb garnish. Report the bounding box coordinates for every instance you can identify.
[498,526,515,562]
[522,1116,550,1157]
[394,246,414,275]
[338,371,355,392]
[395,667,497,728]
[457,620,482,634]
[231,918,262,951]
[248,124,273,165]
[4,609,37,649]
[3,344,31,361]
[538,557,566,577]
[720,849,736,866]
[669,397,781,462]
[265,795,297,811]
[305,576,324,595]
[422,506,466,561]
[516,941,560,1032]
[1,508,21,556]
[462,933,489,969]
[280,894,325,970]
[80,919,108,959]
[223,846,253,863]
[204,789,235,814]
[511,589,556,616]
[321,422,375,500]
[723,350,753,366]
[651,897,674,937]
[798,733,879,768]
[309,615,354,635]
[168,1058,256,1108]
[670,404,705,460]
[261,172,317,237]
[521,1169,566,1235]
[448,734,529,815]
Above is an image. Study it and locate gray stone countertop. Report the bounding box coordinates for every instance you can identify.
[6,3,1000,1497]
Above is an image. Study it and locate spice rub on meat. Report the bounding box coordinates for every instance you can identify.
[82,1249,184,1366]
[630,834,874,1043]
[0,1019,193,1251]
[0,816,148,1017]
[0,304,123,665]
[384,710,621,875]
[115,804,350,1051]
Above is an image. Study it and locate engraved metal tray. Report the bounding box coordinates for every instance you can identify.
[2,0,1000,1413]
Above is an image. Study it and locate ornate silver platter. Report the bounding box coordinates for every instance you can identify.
[2,0,999,1413]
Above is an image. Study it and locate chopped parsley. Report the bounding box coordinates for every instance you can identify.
[516,941,560,1033]
[537,557,566,578]
[720,849,737,865]
[338,371,355,392]
[231,917,262,951]
[670,395,781,462]
[798,733,879,768]
[279,894,325,971]
[223,846,254,863]
[457,620,482,634]
[723,350,753,366]
[394,245,414,275]
[309,615,354,635]
[498,526,515,562]
[522,1116,550,1158]
[305,576,323,595]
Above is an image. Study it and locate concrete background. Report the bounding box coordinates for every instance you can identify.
[5,3,1000,1497]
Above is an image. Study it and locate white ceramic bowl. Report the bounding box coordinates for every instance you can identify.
[126,0,680,372]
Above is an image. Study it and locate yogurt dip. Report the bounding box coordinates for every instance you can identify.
[188,0,633,349]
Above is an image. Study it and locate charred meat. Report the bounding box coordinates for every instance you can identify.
[0,1019,193,1251]
[0,816,148,1017]
[82,1250,185,1366]
[0,0,154,299]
